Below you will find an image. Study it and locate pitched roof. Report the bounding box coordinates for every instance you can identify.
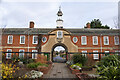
[1,28,120,35]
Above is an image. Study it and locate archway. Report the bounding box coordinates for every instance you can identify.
[51,43,68,62]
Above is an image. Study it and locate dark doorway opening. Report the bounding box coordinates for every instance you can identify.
[51,43,68,63]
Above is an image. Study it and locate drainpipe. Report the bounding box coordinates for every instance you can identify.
[28,30,29,52]
[100,34,102,60]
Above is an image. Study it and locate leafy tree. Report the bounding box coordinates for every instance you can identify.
[96,55,120,80]
[85,19,110,29]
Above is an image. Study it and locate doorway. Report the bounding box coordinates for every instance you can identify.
[51,43,68,63]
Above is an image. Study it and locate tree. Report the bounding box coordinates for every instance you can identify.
[85,19,110,29]
[96,55,120,80]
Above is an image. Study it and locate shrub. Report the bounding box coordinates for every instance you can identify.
[2,63,19,79]
[20,58,35,64]
[96,55,120,80]
[27,62,48,68]
[27,63,38,68]
[72,54,87,66]
[11,54,20,63]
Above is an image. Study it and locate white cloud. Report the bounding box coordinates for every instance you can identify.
[0,1,118,28]
[2,0,119,2]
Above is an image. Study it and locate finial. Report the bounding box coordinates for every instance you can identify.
[59,6,61,11]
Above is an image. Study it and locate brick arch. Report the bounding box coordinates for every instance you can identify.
[51,43,68,62]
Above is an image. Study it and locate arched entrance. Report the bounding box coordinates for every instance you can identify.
[51,43,68,62]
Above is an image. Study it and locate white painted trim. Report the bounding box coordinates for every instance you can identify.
[57,31,63,38]
[20,35,25,44]
[81,51,87,57]
[19,50,24,58]
[92,36,98,45]
[103,36,109,45]
[32,50,37,59]
[7,35,13,44]
[32,35,38,44]
[73,37,78,43]
[6,49,12,59]
[81,36,87,45]
[114,36,119,45]
[93,50,99,60]
[42,37,47,43]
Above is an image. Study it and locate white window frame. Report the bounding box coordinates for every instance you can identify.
[32,50,38,59]
[81,36,87,45]
[20,35,25,44]
[103,36,109,45]
[105,51,109,56]
[115,50,120,55]
[6,49,12,59]
[19,50,24,58]
[42,37,47,43]
[57,31,63,38]
[7,35,13,44]
[114,36,119,45]
[73,37,78,43]
[93,51,99,60]
[81,51,87,57]
[92,36,98,45]
[33,36,38,44]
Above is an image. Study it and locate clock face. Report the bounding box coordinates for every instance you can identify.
[73,37,78,43]
[42,37,47,43]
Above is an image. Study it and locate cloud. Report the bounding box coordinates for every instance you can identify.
[2,0,119,2]
[0,1,118,28]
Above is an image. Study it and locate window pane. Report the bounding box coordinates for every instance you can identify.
[8,36,13,44]
[33,36,38,44]
[81,36,86,45]
[32,50,37,59]
[73,37,78,43]
[19,50,24,58]
[114,36,119,45]
[104,36,109,45]
[20,36,25,44]
[93,36,98,45]
[6,50,12,59]
[82,51,87,57]
[42,37,47,43]
[93,51,99,59]
[57,31,63,38]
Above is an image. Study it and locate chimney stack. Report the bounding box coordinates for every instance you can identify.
[86,23,91,28]
[29,21,34,28]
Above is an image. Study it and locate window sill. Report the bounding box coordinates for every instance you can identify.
[20,43,25,44]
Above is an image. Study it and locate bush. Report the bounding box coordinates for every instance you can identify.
[72,54,87,66]
[11,54,20,63]
[2,63,19,79]
[27,62,48,68]
[20,58,35,64]
[96,55,120,80]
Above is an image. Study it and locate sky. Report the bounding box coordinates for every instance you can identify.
[0,0,119,29]
[54,46,65,52]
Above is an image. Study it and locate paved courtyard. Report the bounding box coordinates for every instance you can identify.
[43,63,77,79]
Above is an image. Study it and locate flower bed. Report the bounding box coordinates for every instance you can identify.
[26,61,52,74]
[22,70,43,79]
[37,63,52,74]
[68,63,82,74]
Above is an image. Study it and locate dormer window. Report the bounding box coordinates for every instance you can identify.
[57,31,63,38]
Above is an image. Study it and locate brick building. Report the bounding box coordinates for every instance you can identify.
[1,7,120,61]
